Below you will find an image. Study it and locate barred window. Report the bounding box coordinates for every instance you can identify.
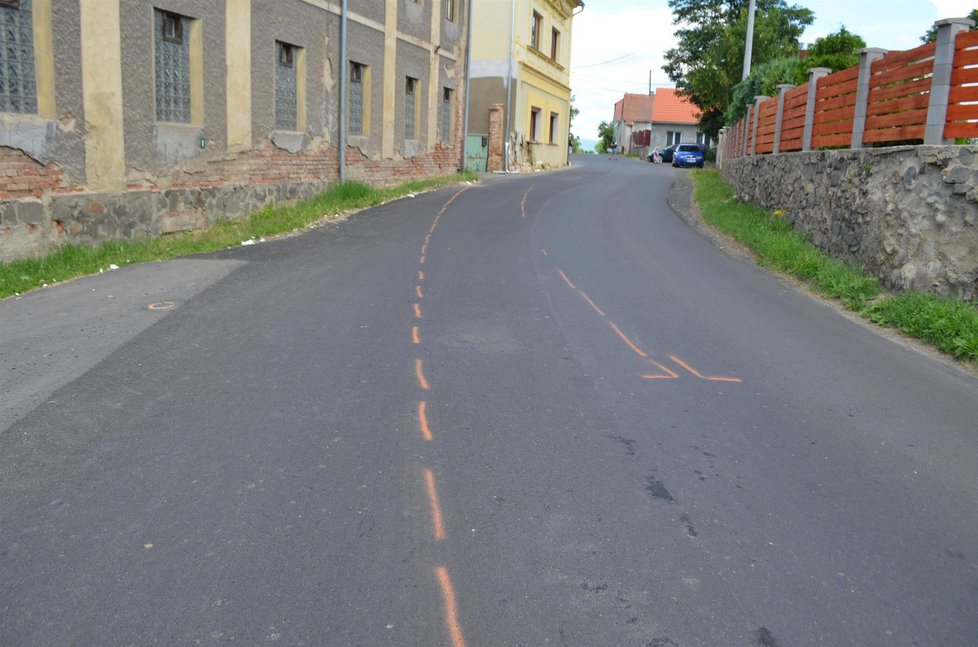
[405,77,417,140]
[275,41,297,131]
[441,87,453,144]
[155,10,191,123]
[0,0,37,114]
[349,61,365,136]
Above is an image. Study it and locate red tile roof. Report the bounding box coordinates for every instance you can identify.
[614,93,654,125]
[650,87,700,124]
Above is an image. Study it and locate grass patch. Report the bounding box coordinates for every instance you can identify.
[0,173,476,300]
[692,169,978,363]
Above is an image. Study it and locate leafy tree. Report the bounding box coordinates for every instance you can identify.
[596,121,616,154]
[569,96,583,153]
[726,27,865,124]
[921,9,978,43]
[663,0,814,141]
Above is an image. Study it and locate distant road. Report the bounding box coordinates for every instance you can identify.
[2,154,977,646]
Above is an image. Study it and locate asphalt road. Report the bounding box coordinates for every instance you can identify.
[2,155,977,646]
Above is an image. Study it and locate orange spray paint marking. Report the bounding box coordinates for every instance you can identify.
[669,355,742,383]
[417,285,424,299]
[557,269,577,290]
[421,243,429,255]
[520,185,534,218]
[412,326,421,345]
[415,358,431,390]
[435,567,467,647]
[423,469,445,538]
[418,270,425,281]
[542,248,549,257]
[414,303,423,319]
[608,321,648,358]
[420,255,426,264]
[419,401,434,441]
[578,290,606,317]
[642,360,680,380]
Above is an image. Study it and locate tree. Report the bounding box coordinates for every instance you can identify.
[805,26,865,73]
[921,9,978,43]
[569,96,583,153]
[596,121,616,154]
[663,0,814,141]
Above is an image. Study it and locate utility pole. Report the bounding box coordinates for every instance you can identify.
[742,0,756,80]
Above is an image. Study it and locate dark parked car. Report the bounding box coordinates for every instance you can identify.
[672,143,705,168]
[648,144,677,163]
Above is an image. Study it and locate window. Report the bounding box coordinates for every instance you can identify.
[155,9,191,122]
[550,28,559,61]
[349,61,366,136]
[531,11,542,50]
[441,87,453,144]
[275,42,297,131]
[530,107,541,142]
[549,112,558,144]
[405,77,417,140]
[666,130,681,146]
[0,0,37,113]
[696,132,707,146]
[444,0,455,22]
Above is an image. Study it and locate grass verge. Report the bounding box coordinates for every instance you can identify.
[692,169,978,363]
[0,172,477,300]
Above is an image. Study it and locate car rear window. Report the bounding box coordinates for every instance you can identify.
[678,145,700,152]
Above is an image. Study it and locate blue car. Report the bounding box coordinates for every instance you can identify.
[672,143,705,168]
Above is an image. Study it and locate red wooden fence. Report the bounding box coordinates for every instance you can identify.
[779,83,808,152]
[946,29,978,138]
[811,66,859,149]
[865,42,935,143]
[755,97,778,153]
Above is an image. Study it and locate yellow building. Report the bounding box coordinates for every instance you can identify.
[466,0,583,172]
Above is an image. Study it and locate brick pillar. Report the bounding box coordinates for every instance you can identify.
[925,17,975,144]
[487,104,504,172]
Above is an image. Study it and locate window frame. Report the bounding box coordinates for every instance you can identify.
[444,0,456,22]
[549,112,558,144]
[550,27,559,61]
[530,106,541,142]
[530,11,542,50]
[404,76,418,140]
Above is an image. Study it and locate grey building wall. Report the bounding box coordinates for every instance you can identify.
[396,39,430,156]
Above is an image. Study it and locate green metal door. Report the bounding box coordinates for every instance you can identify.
[465,134,488,173]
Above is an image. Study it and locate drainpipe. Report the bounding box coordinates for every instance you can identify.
[462,0,474,172]
[339,0,348,183]
[503,0,516,172]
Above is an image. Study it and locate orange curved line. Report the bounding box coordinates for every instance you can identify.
[642,360,679,380]
[669,355,742,383]
[424,468,445,538]
[421,243,429,255]
[578,290,606,317]
[418,270,425,281]
[415,359,431,390]
[541,248,549,256]
[414,303,422,319]
[608,321,648,358]
[412,326,421,345]
[419,401,433,441]
[557,269,577,290]
[420,255,426,264]
[435,567,467,647]
[417,285,424,299]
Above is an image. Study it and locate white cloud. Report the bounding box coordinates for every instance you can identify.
[926,0,976,18]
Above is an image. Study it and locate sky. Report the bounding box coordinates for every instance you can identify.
[569,0,976,146]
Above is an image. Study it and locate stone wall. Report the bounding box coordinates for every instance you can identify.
[720,146,978,301]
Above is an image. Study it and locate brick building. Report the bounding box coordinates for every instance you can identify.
[0,0,468,261]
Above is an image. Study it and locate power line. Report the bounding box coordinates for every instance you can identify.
[574,49,652,68]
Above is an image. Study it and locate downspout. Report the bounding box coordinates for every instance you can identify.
[339,0,348,183]
[503,0,516,173]
[462,0,474,172]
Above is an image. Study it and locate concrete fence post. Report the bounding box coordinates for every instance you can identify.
[717,127,727,168]
[925,17,975,144]
[802,67,830,151]
[750,95,769,155]
[741,105,752,157]
[851,48,888,148]
[773,84,795,154]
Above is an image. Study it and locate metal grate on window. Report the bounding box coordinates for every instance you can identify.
[155,10,191,123]
[405,77,416,140]
[0,0,37,114]
[441,88,452,143]
[275,42,297,131]
[349,62,364,136]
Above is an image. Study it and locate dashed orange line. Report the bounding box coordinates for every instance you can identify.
[520,185,534,218]
[420,255,426,264]
[669,355,742,383]
[542,248,548,256]
[415,358,431,390]
[419,401,433,441]
[418,270,425,281]
[421,243,429,255]
[435,567,467,647]
[414,303,423,319]
[417,285,424,299]
[577,290,606,317]
[423,468,445,538]
[642,360,680,380]
[412,326,421,345]
[608,321,648,358]
[557,269,577,290]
